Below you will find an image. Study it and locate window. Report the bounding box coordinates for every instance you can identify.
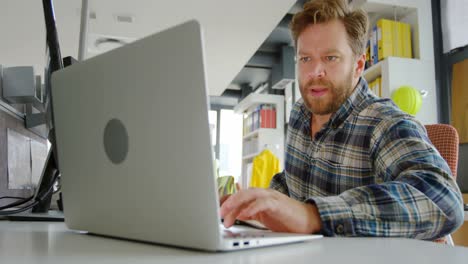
[208,110,217,148]
[219,109,243,182]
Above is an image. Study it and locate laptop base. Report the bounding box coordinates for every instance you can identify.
[6,210,64,222]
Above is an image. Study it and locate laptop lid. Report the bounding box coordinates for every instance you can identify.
[51,20,222,250]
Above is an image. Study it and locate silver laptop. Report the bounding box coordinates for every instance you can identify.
[51,20,321,251]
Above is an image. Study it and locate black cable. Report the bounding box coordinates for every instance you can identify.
[35,170,59,203]
[0,196,25,200]
[0,196,34,210]
[0,201,39,216]
[0,170,59,215]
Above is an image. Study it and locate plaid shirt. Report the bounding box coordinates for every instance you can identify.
[270,78,464,239]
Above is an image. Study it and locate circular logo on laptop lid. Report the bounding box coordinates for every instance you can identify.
[103,118,129,164]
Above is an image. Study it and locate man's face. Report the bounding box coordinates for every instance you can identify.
[296,19,365,115]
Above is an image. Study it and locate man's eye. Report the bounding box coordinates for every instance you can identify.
[299,56,311,63]
[326,56,338,61]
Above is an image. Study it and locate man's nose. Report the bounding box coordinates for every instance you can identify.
[306,61,326,79]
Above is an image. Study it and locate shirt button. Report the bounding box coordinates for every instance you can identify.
[335,224,344,234]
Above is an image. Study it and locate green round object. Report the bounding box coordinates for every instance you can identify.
[391,86,422,115]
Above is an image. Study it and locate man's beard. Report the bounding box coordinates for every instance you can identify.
[300,71,354,115]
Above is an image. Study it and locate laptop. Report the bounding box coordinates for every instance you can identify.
[51,20,322,251]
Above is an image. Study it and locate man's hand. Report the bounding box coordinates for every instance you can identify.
[219,183,241,205]
[220,188,322,234]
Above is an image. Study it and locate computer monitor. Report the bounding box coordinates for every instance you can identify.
[3,0,64,220]
[30,0,64,215]
[4,0,297,219]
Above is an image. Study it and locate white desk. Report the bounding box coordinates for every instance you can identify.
[1,221,468,264]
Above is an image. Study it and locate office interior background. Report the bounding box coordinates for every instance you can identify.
[0,0,467,243]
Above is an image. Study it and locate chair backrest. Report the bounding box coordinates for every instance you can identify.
[425,124,459,179]
[425,124,459,246]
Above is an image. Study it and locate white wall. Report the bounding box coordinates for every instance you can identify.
[0,0,296,96]
[441,0,468,53]
[0,0,81,77]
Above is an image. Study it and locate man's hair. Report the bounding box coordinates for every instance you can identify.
[290,0,369,56]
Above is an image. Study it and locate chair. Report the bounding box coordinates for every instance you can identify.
[425,124,459,179]
[425,124,460,245]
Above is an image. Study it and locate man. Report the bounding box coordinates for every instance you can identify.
[220,0,464,239]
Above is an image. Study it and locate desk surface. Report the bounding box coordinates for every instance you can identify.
[1,221,468,264]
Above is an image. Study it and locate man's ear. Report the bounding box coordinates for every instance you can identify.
[354,53,366,78]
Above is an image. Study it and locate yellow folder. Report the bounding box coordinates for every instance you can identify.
[377,19,395,61]
[376,19,412,61]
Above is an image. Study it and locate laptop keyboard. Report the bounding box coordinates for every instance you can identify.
[223,229,268,239]
[220,218,273,239]
[220,223,274,239]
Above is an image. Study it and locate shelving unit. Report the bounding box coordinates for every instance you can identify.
[234,93,284,188]
[352,0,437,124]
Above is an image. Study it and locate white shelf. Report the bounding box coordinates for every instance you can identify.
[352,0,416,20]
[236,93,285,188]
[362,56,435,125]
[242,152,260,160]
[243,128,278,140]
[363,57,421,83]
[353,0,435,61]
[363,60,383,83]
[234,93,284,114]
[243,129,259,140]
[353,0,437,124]
[0,100,25,121]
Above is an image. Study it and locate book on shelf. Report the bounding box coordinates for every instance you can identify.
[365,39,371,69]
[260,104,276,129]
[243,104,277,135]
[400,21,412,58]
[365,19,412,67]
[370,25,378,66]
[376,19,412,62]
[377,19,395,61]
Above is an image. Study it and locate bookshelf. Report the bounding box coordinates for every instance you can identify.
[352,0,437,124]
[234,93,284,188]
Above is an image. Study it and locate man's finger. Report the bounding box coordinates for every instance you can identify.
[237,197,272,220]
[222,199,252,227]
[219,194,231,205]
[220,189,263,217]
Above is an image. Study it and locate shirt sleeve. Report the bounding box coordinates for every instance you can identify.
[269,171,290,196]
[307,118,464,239]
